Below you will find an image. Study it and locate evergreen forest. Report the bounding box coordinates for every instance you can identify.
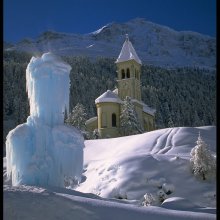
[3,50,216,147]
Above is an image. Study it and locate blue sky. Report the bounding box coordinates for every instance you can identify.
[4,0,216,43]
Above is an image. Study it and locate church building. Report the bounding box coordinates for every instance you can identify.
[86,35,156,138]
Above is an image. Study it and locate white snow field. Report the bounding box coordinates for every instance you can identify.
[4,126,216,219]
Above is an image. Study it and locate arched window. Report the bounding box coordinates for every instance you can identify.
[121,69,125,79]
[112,113,116,127]
[126,68,130,78]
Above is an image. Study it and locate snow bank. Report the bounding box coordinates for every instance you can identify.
[161,197,201,210]
[6,52,84,188]
[4,126,216,219]
[4,185,216,220]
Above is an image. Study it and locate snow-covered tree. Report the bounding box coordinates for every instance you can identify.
[157,189,168,203]
[65,103,87,131]
[142,193,157,206]
[190,133,216,180]
[120,96,143,136]
[167,114,174,128]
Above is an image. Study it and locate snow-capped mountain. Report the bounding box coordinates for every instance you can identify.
[5,18,216,69]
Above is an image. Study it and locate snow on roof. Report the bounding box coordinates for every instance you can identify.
[86,116,97,124]
[131,99,156,116]
[112,88,118,94]
[143,104,156,116]
[116,34,142,65]
[95,90,122,104]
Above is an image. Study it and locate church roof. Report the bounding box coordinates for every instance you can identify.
[143,104,156,116]
[95,90,122,104]
[115,34,142,65]
[95,90,155,115]
[85,116,97,125]
[132,99,156,116]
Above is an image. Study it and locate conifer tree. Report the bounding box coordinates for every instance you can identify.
[190,133,216,180]
[65,103,87,131]
[120,96,143,136]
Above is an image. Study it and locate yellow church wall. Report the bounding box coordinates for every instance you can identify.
[116,60,142,101]
[96,102,121,138]
[143,112,155,131]
[85,117,98,133]
[116,60,141,80]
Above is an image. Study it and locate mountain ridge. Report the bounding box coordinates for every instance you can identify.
[4,18,216,70]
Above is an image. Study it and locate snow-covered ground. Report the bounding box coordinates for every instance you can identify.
[4,126,216,219]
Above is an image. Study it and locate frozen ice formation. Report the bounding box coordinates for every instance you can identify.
[6,52,84,188]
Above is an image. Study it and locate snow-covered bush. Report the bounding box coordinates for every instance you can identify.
[157,189,168,203]
[142,189,170,206]
[190,133,216,180]
[142,193,158,206]
[143,178,175,206]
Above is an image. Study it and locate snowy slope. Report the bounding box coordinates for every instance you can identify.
[76,126,216,207]
[4,185,215,220]
[5,18,216,69]
[3,126,216,219]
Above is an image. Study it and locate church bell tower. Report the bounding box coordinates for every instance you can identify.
[115,34,142,101]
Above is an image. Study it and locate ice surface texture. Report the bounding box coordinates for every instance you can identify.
[26,52,71,126]
[6,52,84,187]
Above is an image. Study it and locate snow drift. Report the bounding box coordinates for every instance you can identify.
[4,126,216,219]
[76,126,216,208]
[6,52,84,188]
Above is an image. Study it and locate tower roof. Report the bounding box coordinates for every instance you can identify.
[116,34,142,65]
[95,90,122,104]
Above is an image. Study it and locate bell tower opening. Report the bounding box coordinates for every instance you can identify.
[121,69,125,79]
[126,68,130,78]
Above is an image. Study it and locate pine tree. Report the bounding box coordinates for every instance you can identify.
[190,133,216,180]
[65,103,87,131]
[167,114,174,128]
[120,96,143,136]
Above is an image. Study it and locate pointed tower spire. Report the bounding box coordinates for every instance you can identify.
[116,34,142,64]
